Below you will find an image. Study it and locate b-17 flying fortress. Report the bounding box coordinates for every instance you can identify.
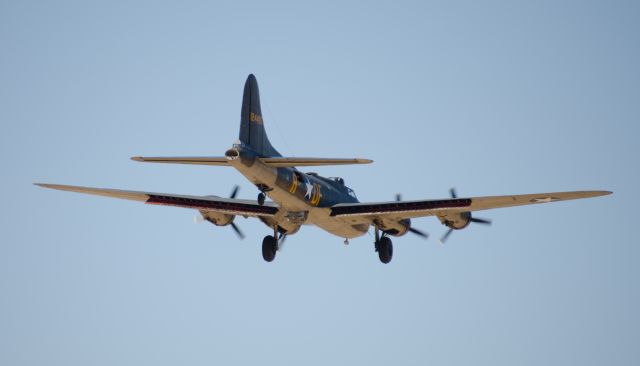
[37,75,611,263]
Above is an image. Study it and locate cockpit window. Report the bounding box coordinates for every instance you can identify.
[347,188,357,199]
[330,177,345,185]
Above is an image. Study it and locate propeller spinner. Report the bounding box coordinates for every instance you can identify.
[439,188,492,243]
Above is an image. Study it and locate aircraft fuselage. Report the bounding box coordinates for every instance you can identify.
[225,145,369,239]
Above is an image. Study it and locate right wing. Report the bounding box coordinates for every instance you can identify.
[34,183,278,217]
[260,157,372,167]
[131,156,372,167]
[331,190,611,222]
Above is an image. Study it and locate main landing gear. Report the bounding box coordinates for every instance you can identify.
[255,184,271,206]
[374,226,393,264]
[262,226,285,262]
[262,235,277,262]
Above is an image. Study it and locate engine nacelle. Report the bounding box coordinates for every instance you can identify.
[199,210,234,227]
[382,219,412,237]
[438,211,471,230]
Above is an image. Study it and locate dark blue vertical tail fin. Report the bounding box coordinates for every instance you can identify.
[239,74,280,157]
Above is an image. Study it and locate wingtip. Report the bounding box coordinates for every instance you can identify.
[34,183,56,189]
[581,190,613,199]
[594,190,613,196]
[131,156,144,162]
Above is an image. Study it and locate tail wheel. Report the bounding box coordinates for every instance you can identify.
[377,236,393,264]
[262,235,277,262]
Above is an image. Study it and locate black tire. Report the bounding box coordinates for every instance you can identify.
[377,237,393,264]
[258,193,266,206]
[262,235,277,262]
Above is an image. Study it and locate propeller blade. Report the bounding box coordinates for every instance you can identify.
[230,221,245,239]
[470,217,492,225]
[408,227,429,239]
[440,228,454,243]
[449,188,457,198]
[277,234,287,251]
[229,185,240,199]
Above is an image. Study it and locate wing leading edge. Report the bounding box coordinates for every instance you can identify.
[331,190,612,220]
[34,183,278,216]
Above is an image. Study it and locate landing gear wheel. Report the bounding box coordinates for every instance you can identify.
[257,192,266,206]
[377,236,393,264]
[262,235,277,262]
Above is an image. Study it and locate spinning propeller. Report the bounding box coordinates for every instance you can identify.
[440,188,492,244]
[277,233,287,251]
[227,185,245,239]
[194,185,245,239]
[395,194,429,239]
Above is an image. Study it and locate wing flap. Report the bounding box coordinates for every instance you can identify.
[35,183,278,217]
[331,198,472,217]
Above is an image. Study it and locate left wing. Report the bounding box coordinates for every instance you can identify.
[34,183,278,217]
[331,190,611,222]
[131,156,229,165]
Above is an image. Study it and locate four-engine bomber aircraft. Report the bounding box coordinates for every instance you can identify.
[36,74,611,263]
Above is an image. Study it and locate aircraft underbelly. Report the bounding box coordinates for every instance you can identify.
[229,159,368,239]
[271,189,368,239]
[308,212,369,239]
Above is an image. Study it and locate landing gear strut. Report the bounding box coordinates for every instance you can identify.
[374,226,393,264]
[261,226,281,262]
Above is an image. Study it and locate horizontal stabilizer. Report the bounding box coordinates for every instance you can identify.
[261,157,373,167]
[131,156,373,167]
[131,156,229,165]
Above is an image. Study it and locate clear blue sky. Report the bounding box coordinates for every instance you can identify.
[1,1,638,365]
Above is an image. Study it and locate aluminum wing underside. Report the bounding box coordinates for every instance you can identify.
[35,183,278,217]
[330,190,611,223]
